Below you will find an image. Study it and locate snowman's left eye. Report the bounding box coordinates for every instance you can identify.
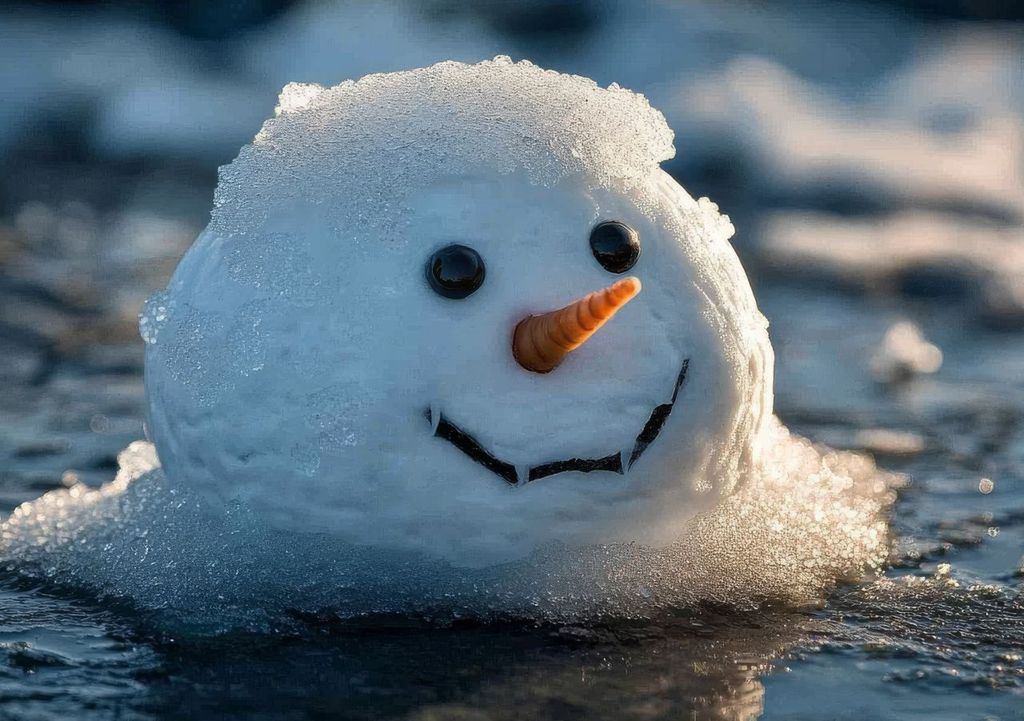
[426,244,486,299]
[590,221,640,273]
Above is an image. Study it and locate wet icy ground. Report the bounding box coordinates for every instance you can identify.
[1,1,1023,719]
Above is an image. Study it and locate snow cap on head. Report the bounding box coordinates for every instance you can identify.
[212,56,676,237]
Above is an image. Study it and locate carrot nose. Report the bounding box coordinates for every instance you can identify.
[512,276,642,373]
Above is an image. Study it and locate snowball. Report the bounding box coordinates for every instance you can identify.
[0,59,897,626]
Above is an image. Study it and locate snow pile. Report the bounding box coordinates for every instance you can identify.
[0,10,269,161]
[760,212,1024,327]
[681,56,1024,218]
[869,322,943,384]
[0,428,894,631]
[674,34,1024,326]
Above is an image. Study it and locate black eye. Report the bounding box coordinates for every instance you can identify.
[589,221,640,273]
[426,244,486,299]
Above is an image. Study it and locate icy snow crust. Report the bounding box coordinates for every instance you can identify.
[0,59,895,626]
[213,56,675,239]
[1,433,892,631]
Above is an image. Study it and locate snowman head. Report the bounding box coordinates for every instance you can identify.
[143,57,774,567]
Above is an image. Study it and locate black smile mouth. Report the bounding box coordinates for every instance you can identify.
[425,359,690,486]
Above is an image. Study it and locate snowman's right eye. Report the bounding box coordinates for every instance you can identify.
[426,244,486,299]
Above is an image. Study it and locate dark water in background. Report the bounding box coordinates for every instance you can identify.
[1,1,1023,719]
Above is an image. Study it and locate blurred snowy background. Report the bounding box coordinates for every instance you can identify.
[1,4,1024,719]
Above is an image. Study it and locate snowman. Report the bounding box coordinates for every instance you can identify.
[142,57,775,567]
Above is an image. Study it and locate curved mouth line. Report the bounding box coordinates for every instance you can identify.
[425,359,690,486]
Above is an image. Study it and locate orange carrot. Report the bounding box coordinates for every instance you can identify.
[513,276,641,373]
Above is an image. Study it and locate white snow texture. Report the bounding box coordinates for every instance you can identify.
[1,59,893,626]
